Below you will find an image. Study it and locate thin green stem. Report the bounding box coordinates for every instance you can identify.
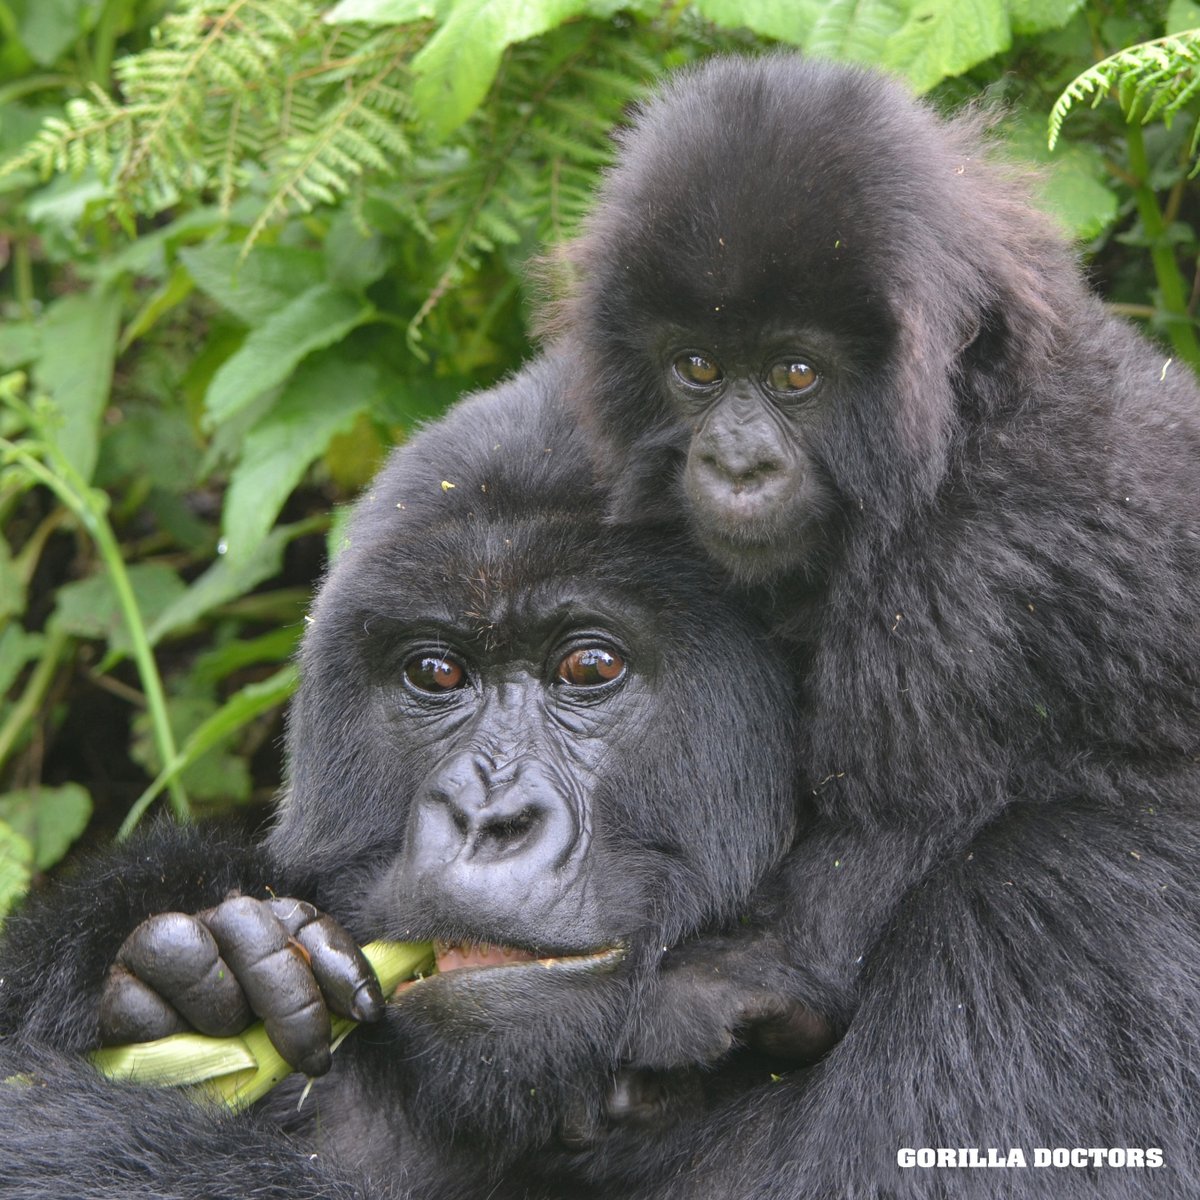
[91,0,131,89]
[13,236,34,319]
[0,74,75,107]
[0,434,190,824]
[1125,121,1200,369]
[0,626,70,771]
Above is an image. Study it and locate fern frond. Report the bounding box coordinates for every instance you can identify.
[116,0,317,189]
[244,32,414,254]
[1049,30,1200,151]
[0,0,336,214]
[403,29,654,347]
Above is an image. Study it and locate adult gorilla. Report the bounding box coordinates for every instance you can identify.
[549,55,1200,1196]
[0,353,820,1199]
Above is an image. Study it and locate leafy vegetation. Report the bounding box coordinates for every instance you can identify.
[1,0,1198,918]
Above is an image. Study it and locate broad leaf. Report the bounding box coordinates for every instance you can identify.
[0,626,43,696]
[325,0,451,22]
[0,539,23,622]
[34,289,121,482]
[694,0,822,42]
[411,0,600,138]
[14,0,105,66]
[179,244,326,327]
[0,783,92,872]
[222,354,378,565]
[0,820,33,921]
[147,521,313,645]
[203,284,373,425]
[53,563,186,657]
[801,0,1083,94]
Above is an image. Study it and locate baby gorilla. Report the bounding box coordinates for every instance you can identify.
[550,54,1200,1198]
[0,352,824,1200]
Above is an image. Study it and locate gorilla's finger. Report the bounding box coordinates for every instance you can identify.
[736,994,836,1063]
[199,896,331,1077]
[113,912,251,1037]
[267,897,384,1022]
[98,965,190,1044]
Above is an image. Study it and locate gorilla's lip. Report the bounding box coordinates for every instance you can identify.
[431,940,625,977]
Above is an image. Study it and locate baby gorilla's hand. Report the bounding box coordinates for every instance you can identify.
[98,896,383,1077]
[629,934,836,1069]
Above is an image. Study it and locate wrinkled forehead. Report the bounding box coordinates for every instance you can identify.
[317,512,668,647]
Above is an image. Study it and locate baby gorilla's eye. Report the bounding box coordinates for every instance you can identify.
[765,359,818,395]
[672,353,723,388]
[556,647,626,687]
[404,655,467,692]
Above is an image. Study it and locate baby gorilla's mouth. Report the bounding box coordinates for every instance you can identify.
[432,940,624,976]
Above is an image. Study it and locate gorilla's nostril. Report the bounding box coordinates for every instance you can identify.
[478,807,540,852]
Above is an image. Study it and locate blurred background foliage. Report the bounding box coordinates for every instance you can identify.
[1,0,1198,915]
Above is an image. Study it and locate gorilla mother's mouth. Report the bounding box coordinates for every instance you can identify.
[433,940,625,976]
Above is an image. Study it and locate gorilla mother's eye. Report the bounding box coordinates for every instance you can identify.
[672,352,723,388]
[556,647,626,687]
[404,655,467,693]
[765,359,818,396]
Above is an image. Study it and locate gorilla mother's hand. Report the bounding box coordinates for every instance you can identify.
[98,896,383,1077]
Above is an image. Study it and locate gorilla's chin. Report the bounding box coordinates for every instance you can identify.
[691,506,822,584]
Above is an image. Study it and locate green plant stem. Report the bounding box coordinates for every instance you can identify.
[0,626,70,772]
[13,236,34,319]
[91,0,132,89]
[0,436,190,824]
[1124,121,1200,369]
[0,74,76,107]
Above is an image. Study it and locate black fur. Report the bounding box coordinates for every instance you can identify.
[549,55,1200,1196]
[0,353,808,1198]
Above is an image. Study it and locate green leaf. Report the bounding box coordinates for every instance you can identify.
[131,696,252,806]
[222,354,378,566]
[52,563,186,658]
[1167,0,1200,34]
[178,244,326,327]
[203,284,373,426]
[120,264,196,351]
[0,322,42,370]
[693,0,822,42]
[34,289,121,483]
[95,404,201,494]
[881,0,1010,93]
[0,538,23,622]
[327,503,355,565]
[129,667,297,819]
[0,820,33,921]
[803,0,903,66]
[13,0,105,66]
[411,0,599,138]
[192,629,301,688]
[324,0,451,21]
[325,212,393,292]
[174,667,298,772]
[0,625,44,696]
[800,0,1054,93]
[146,521,314,645]
[1008,0,1084,37]
[0,783,92,872]
[1007,118,1118,240]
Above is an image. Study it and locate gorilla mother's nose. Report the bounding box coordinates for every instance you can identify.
[407,749,582,875]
